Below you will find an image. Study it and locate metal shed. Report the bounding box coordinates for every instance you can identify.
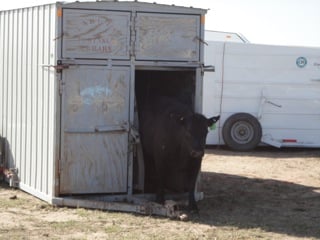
[0,1,207,216]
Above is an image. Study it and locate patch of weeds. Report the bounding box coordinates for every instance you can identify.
[75,208,90,218]
[1,197,27,209]
[50,220,78,230]
[104,223,123,234]
[35,203,55,211]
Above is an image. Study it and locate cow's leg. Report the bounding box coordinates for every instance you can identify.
[186,158,202,212]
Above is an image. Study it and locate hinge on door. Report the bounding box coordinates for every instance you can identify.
[55,60,70,73]
[201,64,215,76]
[41,60,70,73]
[195,36,208,46]
[202,65,215,72]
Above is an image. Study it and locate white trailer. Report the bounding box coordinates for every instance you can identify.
[203,35,320,150]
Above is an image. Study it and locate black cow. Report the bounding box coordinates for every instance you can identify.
[139,97,220,211]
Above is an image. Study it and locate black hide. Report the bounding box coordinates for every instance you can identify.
[139,97,219,211]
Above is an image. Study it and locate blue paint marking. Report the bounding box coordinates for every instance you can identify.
[80,86,111,105]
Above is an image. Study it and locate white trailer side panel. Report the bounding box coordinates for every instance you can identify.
[0,4,57,200]
[203,41,320,148]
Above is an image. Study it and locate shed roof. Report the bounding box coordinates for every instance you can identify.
[60,1,207,15]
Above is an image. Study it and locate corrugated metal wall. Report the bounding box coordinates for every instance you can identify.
[0,4,57,200]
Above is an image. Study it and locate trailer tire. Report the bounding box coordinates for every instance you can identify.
[222,113,262,151]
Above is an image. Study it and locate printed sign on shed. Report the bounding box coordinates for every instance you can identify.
[62,9,131,59]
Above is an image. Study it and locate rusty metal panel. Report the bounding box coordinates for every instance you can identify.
[60,66,130,194]
[135,13,201,61]
[0,5,57,199]
[62,9,131,60]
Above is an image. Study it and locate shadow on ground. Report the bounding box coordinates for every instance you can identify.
[195,170,320,239]
[206,145,320,159]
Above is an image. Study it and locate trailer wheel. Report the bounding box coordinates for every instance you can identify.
[222,113,262,151]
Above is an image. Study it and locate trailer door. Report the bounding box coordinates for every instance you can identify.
[60,66,130,194]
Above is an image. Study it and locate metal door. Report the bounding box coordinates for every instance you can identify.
[60,65,130,194]
[135,13,201,61]
[62,9,131,60]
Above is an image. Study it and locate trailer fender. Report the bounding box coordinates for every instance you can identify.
[222,113,262,151]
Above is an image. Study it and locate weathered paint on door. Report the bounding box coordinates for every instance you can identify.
[60,66,130,194]
[135,13,200,61]
[62,9,131,60]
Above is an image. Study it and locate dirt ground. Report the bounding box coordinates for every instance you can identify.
[1,147,320,240]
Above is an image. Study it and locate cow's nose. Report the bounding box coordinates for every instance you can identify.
[190,150,204,158]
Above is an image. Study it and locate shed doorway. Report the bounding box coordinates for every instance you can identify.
[134,69,197,193]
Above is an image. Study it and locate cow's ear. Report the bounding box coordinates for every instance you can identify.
[207,115,220,127]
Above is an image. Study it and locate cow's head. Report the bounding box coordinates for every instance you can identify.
[178,114,220,158]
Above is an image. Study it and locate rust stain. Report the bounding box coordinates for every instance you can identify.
[57,8,62,17]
